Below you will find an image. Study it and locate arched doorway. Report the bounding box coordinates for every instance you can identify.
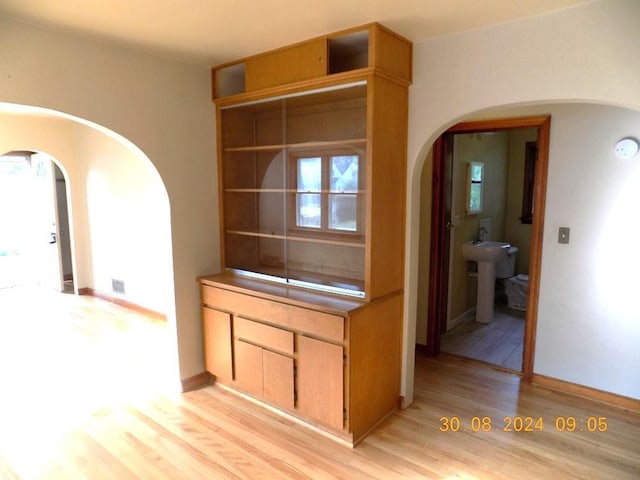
[424,115,550,379]
[0,150,74,292]
[406,101,640,407]
[0,103,180,389]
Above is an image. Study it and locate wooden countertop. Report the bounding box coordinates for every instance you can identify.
[198,272,371,316]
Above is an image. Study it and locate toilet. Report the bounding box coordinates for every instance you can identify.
[495,246,529,311]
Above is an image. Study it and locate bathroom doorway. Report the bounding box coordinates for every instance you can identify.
[426,116,550,379]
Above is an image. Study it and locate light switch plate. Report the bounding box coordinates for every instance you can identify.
[558,227,570,244]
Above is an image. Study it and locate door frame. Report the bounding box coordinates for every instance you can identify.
[426,115,551,381]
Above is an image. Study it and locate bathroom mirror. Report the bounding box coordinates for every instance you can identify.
[466,161,484,214]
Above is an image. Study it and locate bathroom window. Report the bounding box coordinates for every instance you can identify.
[466,161,484,214]
[520,142,537,224]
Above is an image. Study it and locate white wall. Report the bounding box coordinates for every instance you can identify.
[533,103,640,398]
[75,123,172,314]
[0,112,173,323]
[0,18,218,382]
[405,0,640,402]
[0,113,84,283]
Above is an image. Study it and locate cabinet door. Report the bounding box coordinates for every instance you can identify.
[262,350,294,410]
[234,340,263,395]
[202,308,233,381]
[297,336,344,431]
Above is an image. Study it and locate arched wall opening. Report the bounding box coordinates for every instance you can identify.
[0,103,180,387]
[403,100,640,405]
[0,149,75,292]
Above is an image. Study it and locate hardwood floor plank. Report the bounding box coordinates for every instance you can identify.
[1,287,638,479]
[82,408,194,480]
[178,389,372,479]
[0,452,21,480]
[132,399,297,479]
[118,406,238,479]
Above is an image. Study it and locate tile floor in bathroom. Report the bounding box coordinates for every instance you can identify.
[440,303,525,372]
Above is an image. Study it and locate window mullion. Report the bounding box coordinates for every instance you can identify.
[322,155,330,231]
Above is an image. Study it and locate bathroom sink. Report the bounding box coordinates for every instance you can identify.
[463,240,511,323]
[462,241,511,263]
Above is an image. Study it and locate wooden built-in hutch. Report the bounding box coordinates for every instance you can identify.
[199,23,412,445]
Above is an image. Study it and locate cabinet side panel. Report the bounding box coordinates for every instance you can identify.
[349,293,403,439]
[245,39,327,91]
[297,336,344,431]
[202,308,233,381]
[368,76,408,299]
[373,26,412,82]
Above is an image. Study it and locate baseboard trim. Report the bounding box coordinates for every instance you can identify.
[532,373,640,413]
[78,287,167,321]
[181,371,211,392]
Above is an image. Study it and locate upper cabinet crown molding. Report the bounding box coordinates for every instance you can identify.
[211,23,412,101]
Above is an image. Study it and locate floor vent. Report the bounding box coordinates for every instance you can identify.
[112,279,125,294]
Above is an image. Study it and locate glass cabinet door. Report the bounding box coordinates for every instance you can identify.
[220,83,367,296]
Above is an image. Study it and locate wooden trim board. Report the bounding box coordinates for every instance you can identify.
[181,372,212,393]
[426,115,551,382]
[78,287,167,321]
[532,374,640,413]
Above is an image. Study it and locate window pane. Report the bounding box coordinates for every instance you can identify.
[470,163,483,182]
[330,155,358,192]
[469,184,482,212]
[297,157,321,192]
[297,193,321,228]
[329,194,357,231]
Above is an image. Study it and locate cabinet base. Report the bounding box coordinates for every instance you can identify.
[213,381,356,448]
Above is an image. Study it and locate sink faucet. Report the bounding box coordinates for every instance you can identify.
[473,227,488,244]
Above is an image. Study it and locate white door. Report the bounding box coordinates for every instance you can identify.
[30,153,63,292]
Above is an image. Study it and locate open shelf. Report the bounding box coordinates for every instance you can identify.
[328,30,369,74]
[225,229,365,247]
[224,138,367,153]
[214,62,246,98]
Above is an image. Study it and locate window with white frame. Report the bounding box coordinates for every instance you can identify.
[293,153,361,233]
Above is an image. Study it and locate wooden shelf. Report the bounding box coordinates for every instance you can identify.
[226,229,365,248]
[224,188,365,194]
[224,138,366,153]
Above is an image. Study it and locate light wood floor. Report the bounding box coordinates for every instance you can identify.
[1,286,639,479]
[441,304,525,371]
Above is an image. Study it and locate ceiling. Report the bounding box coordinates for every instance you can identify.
[0,0,590,66]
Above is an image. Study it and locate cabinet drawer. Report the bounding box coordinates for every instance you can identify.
[202,286,344,343]
[234,317,294,354]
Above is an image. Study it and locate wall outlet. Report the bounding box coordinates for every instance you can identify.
[558,227,570,244]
